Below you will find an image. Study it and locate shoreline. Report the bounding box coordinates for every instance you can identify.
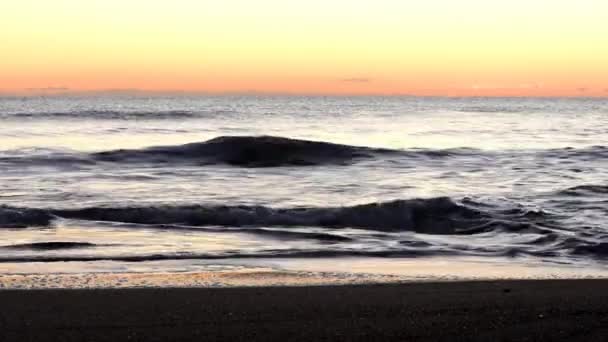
[2,279,608,341]
[1,256,606,289]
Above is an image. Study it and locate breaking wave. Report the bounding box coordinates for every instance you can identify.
[1,241,607,263]
[2,193,607,260]
[51,197,486,233]
[3,196,553,235]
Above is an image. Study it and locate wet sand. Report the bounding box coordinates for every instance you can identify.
[2,279,608,341]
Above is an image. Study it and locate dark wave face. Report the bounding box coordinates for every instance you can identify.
[558,185,608,196]
[0,137,480,169]
[2,193,606,262]
[539,146,608,161]
[92,136,398,167]
[5,135,608,169]
[0,207,53,228]
[88,141,608,168]
[1,242,97,250]
[51,197,486,233]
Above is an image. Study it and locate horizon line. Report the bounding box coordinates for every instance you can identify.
[1,89,607,99]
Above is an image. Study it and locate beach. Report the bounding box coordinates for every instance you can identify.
[4,0,608,340]
[2,279,607,341]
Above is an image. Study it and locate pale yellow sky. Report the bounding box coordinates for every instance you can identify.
[1,0,607,96]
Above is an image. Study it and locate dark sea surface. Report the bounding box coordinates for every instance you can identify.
[1,96,608,272]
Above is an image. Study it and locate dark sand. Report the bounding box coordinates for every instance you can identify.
[1,280,607,342]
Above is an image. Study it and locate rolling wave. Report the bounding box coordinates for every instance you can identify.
[92,135,397,167]
[2,135,607,168]
[0,207,53,228]
[540,146,608,161]
[51,197,486,233]
[0,240,606,263]
[2,196,549,234]
[1,242,98,250]
[2,191,607,260]
[558,185,608,196]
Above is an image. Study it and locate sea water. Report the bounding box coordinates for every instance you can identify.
[1,95,607,279]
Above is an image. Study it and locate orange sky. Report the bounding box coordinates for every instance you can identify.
[1,0,607,96]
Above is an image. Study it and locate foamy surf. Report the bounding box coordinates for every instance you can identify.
[1,191,607,262]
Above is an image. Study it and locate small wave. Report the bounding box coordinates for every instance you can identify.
[92,135,397,167]
[573,242,608,257]
[559,185,608,196]
[50,197,486,234]
[82,222,353,242]
[2,197,559,236]
[0,249,447,263]
[12,136,607,169]
[541,146,608,161]
[91,141,607,167]
[402,147,481,158]
[1,242,97,250]
[0,154,94,167]
[0,206,54,228]
[0,136,476,168]
[458,106,527,114]
[0,243,586,263]
[2,197,606,260]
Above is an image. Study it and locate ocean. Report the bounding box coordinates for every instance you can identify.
[1,95,607,279]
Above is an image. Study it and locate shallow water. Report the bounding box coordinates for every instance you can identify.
[1,95,608,273]
[1,257,606,289]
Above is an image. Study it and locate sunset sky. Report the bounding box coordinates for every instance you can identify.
[2,0,607,96]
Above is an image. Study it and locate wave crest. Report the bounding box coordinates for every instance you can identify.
[1,242,97,250]
[0,206,54,228]
[2,197,560,236]
[49,197,500,234]
[6,136,605,169]
[559,185,608,196]
[93,135,393,167]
